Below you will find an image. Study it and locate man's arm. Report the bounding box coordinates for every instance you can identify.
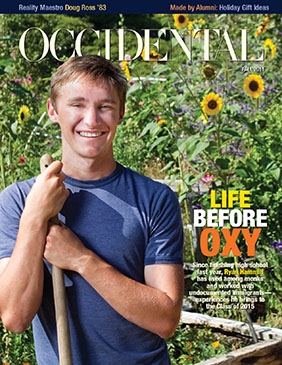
[44,223,184,339]
[0,161,69,333]
[0,214,47,333]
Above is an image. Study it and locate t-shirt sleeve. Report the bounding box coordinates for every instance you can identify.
[144,185,184,266]
[0,183,26,259]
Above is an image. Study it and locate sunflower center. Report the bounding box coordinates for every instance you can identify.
[178,15,186,24]
[20,112,24,120]
[203,65,216,80]
[249,81,259,92]
[208,100,218,110]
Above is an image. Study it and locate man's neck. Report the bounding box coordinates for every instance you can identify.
[62,155,117,181]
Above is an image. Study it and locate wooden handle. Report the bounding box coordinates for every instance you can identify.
[40,154,73,365]
[52,266,73,365]
[40,153,55,171]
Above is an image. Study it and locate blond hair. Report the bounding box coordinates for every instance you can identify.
[50,55,128,112]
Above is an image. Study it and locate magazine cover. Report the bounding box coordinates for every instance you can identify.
[0,1,281,364]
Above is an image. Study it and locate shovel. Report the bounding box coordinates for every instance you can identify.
[40,153,73,365]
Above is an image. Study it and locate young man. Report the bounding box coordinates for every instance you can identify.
[0,55,184,364]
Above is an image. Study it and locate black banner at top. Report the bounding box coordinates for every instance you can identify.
[1,0,281,14]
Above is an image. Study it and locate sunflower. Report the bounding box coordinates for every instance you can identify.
[188,18,205,37]
[141,49,162,61]
[18,105,31,124]
[243,74,264,99]
[157,119,167,126]
[201,92,223,116]
[120,61,131,81]
[173,14,189,29]
[254,16,269,37]
[202,63,217,80]
[263,38,276,59]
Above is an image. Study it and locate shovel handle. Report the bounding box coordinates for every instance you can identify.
[40,154,73,365]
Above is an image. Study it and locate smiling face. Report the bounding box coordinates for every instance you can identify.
[47,75,125,178]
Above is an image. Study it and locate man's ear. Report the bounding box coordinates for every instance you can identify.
[118,105,125,125]
[47,98,59,124]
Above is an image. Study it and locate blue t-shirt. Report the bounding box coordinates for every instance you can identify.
[0,163,183,364]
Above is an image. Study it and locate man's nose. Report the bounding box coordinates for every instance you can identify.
[84,107,100,127]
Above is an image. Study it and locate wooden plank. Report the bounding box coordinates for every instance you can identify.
[196,339,282,365]
[181,311,282,341]
[180,311,282,364]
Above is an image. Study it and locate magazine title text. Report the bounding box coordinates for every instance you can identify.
[18,27,264,62]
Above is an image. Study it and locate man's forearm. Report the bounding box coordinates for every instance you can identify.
[76,251,183,339]
[0,211,47,333]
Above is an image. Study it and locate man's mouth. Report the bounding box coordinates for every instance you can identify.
[79,131,103,137]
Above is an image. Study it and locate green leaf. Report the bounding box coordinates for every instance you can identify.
[270,167,281,181]
[150,135,168,151]
[176,136,209,161]
[234,168,248,178]
[221,127,241,137]
[189,140,210,161]
[139,121,158,137]
[10,121,18,136]
[8,81,32,96]
[216,158,229,170]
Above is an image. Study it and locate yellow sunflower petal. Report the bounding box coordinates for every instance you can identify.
[18,105,31,124]
[173,14,189,29]
[263,38,276,59]
[243,74,264,99]
[157,119,167,126]
[201,92,223,116]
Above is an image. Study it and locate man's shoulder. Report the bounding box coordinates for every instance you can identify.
[122,165,171,190]
[0,177,36,203]
[125,168,173,192]
[120,165,178,202]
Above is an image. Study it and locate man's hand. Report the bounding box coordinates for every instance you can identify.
[25,161,69,222]
[44,224,87,271]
